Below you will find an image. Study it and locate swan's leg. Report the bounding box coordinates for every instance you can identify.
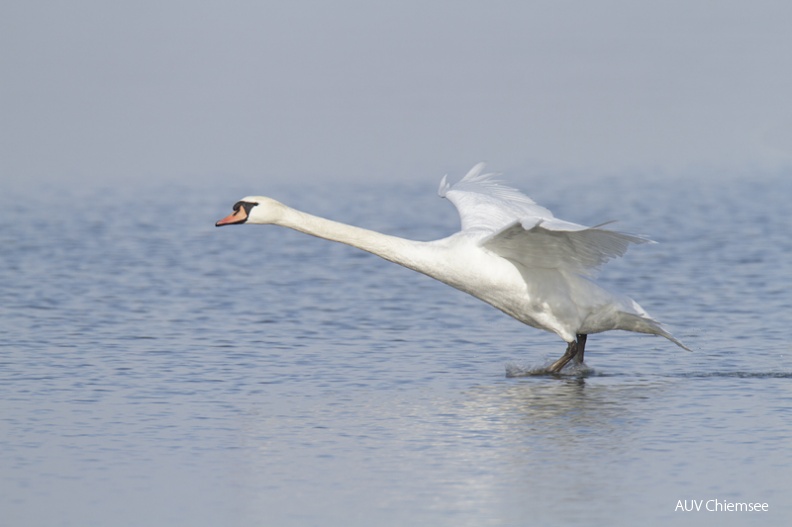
[573,334,588,364]
[547,340,578,373]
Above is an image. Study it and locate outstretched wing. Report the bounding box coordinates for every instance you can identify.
[439,163,651,275]
[482,217,652,276]
[439,163,554,236]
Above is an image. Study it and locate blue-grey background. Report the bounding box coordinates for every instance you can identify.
[2,0,791,187]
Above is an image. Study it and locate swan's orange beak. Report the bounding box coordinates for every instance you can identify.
[215,208,247,227]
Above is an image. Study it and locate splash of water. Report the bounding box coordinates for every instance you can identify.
[505,361,595,378]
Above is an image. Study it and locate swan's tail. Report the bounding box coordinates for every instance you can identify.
[654,325,691,351]
[622,313,691,351]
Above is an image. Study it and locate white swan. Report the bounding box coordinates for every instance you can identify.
[216,163,688,373]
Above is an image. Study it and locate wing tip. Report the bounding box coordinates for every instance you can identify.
[438,162,489,197]
[438,174,450,197]
[465,162,487,180]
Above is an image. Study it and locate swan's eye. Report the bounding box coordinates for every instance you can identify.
[240,202,258,213]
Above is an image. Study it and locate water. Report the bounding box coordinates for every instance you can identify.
[1,173,790,526]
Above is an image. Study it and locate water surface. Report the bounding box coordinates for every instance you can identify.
[1,173,790,526]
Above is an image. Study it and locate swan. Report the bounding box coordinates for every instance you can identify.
[216,163,688,373]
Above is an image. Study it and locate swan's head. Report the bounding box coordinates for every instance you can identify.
[215,196,286,226]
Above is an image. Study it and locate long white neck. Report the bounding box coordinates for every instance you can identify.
[275,206,436,272]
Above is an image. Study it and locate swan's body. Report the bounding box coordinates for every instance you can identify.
[216,164,687,372]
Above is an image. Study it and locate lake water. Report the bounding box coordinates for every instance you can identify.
[1,172,790,526]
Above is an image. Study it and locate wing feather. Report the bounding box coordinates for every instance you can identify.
[439,163,553,235]
[482,218,653,276]
[440,164,651,275]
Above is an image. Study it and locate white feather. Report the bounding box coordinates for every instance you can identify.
[441,164,650,275]
[440,163,554,234]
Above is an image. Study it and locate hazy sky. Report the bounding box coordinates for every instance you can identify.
[3,0,791,186]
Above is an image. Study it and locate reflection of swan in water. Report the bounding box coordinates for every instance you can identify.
[461,379,653,437]
[400,378,673,522]
[217,164,687,372]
